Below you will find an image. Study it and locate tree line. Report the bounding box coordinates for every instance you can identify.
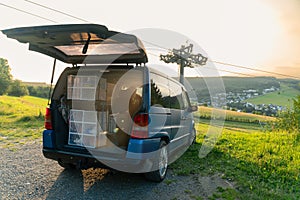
[0,58,49,98]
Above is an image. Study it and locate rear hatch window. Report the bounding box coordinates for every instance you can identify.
[2,24,148,64]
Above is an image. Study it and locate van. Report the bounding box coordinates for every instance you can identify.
[2,24,197,182]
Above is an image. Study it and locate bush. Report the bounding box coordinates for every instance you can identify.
[275,95,300,133]
[7,80,29,97]
[27,85,49,98]
[0,58,12,95]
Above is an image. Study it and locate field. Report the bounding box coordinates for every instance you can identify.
[246,83,300,107]
[0,95,47,147]
[0,95,299,199]
[196,106,276,123]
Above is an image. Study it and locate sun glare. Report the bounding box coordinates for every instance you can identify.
[218,0,282,68]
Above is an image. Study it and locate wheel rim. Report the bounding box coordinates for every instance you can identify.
[158,145,168,178]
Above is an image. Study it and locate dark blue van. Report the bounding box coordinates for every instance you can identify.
[2,24,197,182]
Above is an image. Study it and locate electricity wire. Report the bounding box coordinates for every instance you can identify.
[2,1,300,80]
[0,2,57,23]
[24,0,89,23]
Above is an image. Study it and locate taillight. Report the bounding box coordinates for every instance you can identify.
[45,107,53,130]
[131,113,149,139]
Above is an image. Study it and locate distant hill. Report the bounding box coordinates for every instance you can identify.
[246,83,300,107]
[186,76,280,93]
[185,76,299,104]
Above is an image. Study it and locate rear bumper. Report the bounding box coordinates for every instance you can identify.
[42,137,162,172]
[43,148,148,172]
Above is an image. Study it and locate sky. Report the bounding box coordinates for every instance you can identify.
[0,0,300,83]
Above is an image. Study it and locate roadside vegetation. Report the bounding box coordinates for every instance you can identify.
[171,95,300,199]
[0,95,47,148]
[275,95,300,133]
[171,121,300,199]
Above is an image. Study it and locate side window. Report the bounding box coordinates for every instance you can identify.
[169,80,184,110]
[182,89,190,109]
[150,73,170,108]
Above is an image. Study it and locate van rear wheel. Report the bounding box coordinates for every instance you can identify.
[144,140,168,182]
[190,128,196,145]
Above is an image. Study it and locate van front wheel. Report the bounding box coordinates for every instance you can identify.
[144,140,168,182]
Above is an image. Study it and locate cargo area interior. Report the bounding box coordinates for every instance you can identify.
[51,65,144,152]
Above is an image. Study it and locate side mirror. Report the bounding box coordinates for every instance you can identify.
[188,105,198,112]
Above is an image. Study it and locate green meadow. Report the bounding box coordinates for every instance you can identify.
[0,95,299,199]
[0,95,47,147]
[246,83,300,107]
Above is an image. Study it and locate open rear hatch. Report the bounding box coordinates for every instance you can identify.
[2,24,148,64]
[2,24,148,153]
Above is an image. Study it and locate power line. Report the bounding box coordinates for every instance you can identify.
[142,40,170,51]
[160,43,208,84]
[147,52,253,77]
[204,67,254,77]
[141,41,300,80]
[24,0,89,23]
[211,60,300,79]
[2,2,300,80]
[0,2,57,23]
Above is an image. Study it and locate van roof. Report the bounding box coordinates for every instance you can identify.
[2,24,148,65]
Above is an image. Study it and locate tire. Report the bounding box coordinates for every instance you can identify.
[58,160,76,169]
[144,140,168,182]
[190,128,196,145]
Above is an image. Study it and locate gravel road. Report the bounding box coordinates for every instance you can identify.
[0,142,234,200]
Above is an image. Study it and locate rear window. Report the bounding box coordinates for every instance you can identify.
[55,43,140,56]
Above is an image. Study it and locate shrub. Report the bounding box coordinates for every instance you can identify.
[275,95,300,133]
[0,58,12,95]
[7,80,29,97]
[27,85,49,98]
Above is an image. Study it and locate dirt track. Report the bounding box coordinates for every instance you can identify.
[0,142,235,200]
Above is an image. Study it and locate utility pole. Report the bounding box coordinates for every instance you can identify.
[160,44,208,84]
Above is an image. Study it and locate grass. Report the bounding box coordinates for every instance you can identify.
[170,122,300,199]
[1,95,299,199]
[0,95,47,147]
[199,118,265,132]
[246,83,300,107]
